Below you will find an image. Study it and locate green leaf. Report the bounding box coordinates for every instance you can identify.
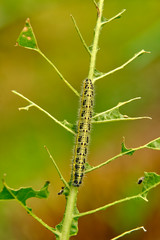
[55,204,79,239]
[0,180,50,209]
[140,172,160,201]
[92,97,151,123]
[16,18,38,50]
[121,142,135,156]
[146,137,160,150]
[93,68,104,78]
[85,162,93,171]
[101,16,108,24]
[61,120,77,133]
[88,45,93,53]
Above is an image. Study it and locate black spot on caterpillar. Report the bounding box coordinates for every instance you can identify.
[72,79,94,187]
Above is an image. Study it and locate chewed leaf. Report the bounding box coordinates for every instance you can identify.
[61,120,77,133]
[146,137,160,150]
[92,97,151,123]
[0,180,50,208]
[140,172,160,201]
[16,18,38,50]
[55,202,79,239]
[121,142,135,156]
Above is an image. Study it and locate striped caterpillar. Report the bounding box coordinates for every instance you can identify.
[72,79,94,187]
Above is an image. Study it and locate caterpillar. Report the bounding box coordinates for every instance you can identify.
[72,78,94,187]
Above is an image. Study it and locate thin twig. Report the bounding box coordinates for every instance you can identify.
[92,97,141,119]
[12,90,76,135]
[75,194,140,218]
[3,181,58,235]
[93,50,150,83]
[37,49,80,97]
[101,9,126,26]
[44,146,70,188]
[70,15,91,56]
[92,116,151,124]
[85,137,160,173]
[111,226,146,240]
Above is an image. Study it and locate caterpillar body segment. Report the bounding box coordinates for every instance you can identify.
[72,79,94,187]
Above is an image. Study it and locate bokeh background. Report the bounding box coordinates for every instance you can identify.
[0,0,160,239]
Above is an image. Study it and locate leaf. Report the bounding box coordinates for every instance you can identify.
[146,137,160,150]
[55,202,79,239]
[140,172,160,201]
[92,97,151,123]
[121,142,135,156]
[16,18,38,50]
[93,68,104,78]
[0,180,50,210]
[61,120,77,133]
[101,16,108,24]
[85,162,93,171]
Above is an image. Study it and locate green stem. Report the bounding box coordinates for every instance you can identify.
[37,49,80,97]
[92,97,141,119]
[88,0,104,80]
[111,226,146,240]
[93,50,150,83]
[60,187,78,240]
[3,182,58,236]
[12,90,76,135]
[86,136,160,174]
[60,1,105,239]
[85,145,144,173]
[44,146,70,188]
[75,194,140,218]
[70,15,91,56]
[75,178,160,218]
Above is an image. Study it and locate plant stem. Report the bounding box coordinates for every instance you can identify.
[75,194,140,218]
[85,145,144,173]
[37,49,80,97]
[71,15,91,56]
[111,226,146,240]
[93,50,150,83]
[60,1,105,239]
[60,186,78,240]
[12,90,76,135]
[88,0,104,80]
[44,146,70,188]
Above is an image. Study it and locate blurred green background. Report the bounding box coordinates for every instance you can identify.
[0,0,160,239]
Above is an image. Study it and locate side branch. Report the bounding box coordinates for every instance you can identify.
[2,181,59,236]
[93,50,150,83]
[85,145,144,173]
[75,173,160,217]
[37,49,80,97]
[70,15,91,56]
[85,137,160,174]
[101,9,126,26]
[111,226,146,240]
[75,194,140,218]
[12,90,76,135]
[44,146,70,189]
